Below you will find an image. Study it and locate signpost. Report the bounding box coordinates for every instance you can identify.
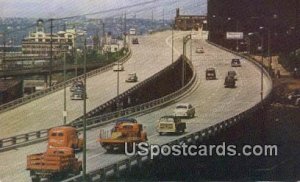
[226,32,244,40]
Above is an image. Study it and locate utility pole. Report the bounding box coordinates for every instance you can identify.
[49,19,53,87]
[124,11,127,34]
[152,9,154,30]
[172,24,174,63]
[63,51,67,125]
[163,9,165,26]
[2,32,6,74]
[83,37,87,182]
[236,20,239,52]
[267,28,271,73]
[260,35,264,105]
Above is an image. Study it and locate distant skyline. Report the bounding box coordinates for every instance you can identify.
[0,0,207,19]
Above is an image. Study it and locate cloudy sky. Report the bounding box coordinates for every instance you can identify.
[0,0,207,19]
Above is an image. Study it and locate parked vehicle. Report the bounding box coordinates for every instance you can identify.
[48,126,83,151]
[113,63,124,71]
[224,75,236,88]
[27,147,82,182]
[287,89,300,106]
[98,120,147,152]
[231,58,241,67]
[157,116,186,135]
[173,103,195,118]
[132,38,139,44]
[70,80,84,92]
[206,68,216,80]
[196,47,204,53]
[126,73,138,82]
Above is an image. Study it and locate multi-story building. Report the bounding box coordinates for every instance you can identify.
[22,19,77,57]
[174,8,206,31]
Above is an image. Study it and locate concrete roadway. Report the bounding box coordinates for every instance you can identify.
[0,31,272,181]
[0,31,178,138]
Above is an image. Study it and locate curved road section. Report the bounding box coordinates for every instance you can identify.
[0,32,272,181]
[0,31,175,138]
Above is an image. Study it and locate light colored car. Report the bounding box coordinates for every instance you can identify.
[126,73,138,82]
[113,63,124,71]
[173,103,195,118]
[196,47,204,53]
[287,89,300,106]
[157,116,186,135]
[70,89,87,100]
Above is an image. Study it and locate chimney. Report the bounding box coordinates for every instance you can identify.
[176,8,180,17]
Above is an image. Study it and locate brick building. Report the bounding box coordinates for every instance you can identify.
[174,8,206,31]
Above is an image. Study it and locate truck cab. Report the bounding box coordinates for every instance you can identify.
[157,116,186,135]
[48,126,83,151]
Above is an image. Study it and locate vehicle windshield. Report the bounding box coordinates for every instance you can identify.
[176,105,187,109]
[232,59,240,63]
[160,118,175,122]
[207,70,215,74]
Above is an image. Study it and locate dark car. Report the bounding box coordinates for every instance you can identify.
[132,38,139,44]
[70,81,84,92]
[224,76,236,88]
[231,59,241,67]
[228,71,237,80]
[205,68,216,80]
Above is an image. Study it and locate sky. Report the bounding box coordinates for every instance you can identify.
[0,0,207,19]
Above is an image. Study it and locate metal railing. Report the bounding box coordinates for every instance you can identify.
[63,43,274,182]
[0,50,132,114]
[0,56,196,152]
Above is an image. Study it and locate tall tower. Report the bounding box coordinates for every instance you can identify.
[176,8,180,17]
[36,19,45,33]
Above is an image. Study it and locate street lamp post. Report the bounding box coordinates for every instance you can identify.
[172,23,174,63]
[63,50,67,125]
[258,34,264,104]
[182,34,191,87]
[82,37,87,181]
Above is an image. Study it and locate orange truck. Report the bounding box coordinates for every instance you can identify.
[26,147,82,182]
[48,126,83,151]
[98,118,147,152]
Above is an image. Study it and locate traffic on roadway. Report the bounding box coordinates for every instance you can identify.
[0,30,272,182]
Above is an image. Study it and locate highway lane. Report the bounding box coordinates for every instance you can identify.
[0,31,187,181]
[0,31,179,139]
[0,31,272,181]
